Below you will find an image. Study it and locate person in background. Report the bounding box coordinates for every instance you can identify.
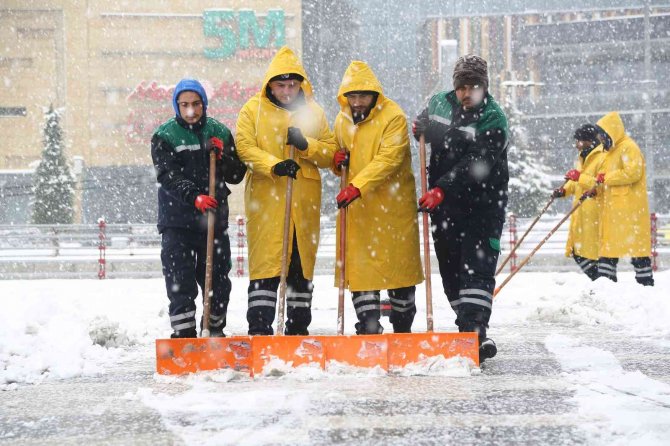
[593,112,654,286]
[554,124,606,280]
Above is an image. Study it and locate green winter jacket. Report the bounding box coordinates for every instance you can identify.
[151,117,246,232]
[422,91,509,212]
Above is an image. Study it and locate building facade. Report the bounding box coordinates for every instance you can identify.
[0,0,301,223]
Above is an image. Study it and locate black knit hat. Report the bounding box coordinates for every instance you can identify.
[269,73,304,83]
[573,124,599,142]
[453,55,488,90]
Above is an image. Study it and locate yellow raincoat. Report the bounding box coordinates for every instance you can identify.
[563,145,606,260]
[333,61,423,291]
[596,112,651,258]
[235,47,336,280]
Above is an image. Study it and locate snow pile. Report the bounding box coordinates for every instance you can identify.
[139,376,313,446]
[394,354,479,377]
[154,368,251,385]
[259,357,326,380]
[497,271,670,337]
[0,296,106,389]
[546,334,670,445]
[0,279,166,390]
[88,315,135,348]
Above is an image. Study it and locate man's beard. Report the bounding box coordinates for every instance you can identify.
[352,106,373,124]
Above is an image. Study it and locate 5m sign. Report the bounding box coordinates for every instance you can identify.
[204,9,285,59]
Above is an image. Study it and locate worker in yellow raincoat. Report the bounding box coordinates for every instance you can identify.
[593,112,653,286]
[236,47,337,335]
[332,61,423,335]
[554,124,606,280]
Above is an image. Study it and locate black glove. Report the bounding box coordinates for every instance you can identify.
[552,187,566,198]
[273,159,301,179]
[287,127,308,151]
[412,109,430,142]
[582,188,597,199]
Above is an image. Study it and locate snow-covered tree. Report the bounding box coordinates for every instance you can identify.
[504,98,554,217]
[32,105,74,224]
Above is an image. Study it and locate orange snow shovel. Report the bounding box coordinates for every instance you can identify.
[156,144,253,375]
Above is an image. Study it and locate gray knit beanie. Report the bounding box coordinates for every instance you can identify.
[453,55,488,90]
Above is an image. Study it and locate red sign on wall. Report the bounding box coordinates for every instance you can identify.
[126,80,260,144]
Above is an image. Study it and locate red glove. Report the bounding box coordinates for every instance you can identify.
[596,173,605,184]
[334,150,349,169]
[209,137,224,160]
[565,169,581,181]
[418,187,445,212]
[194,195,218,213]
[336,184,361,208]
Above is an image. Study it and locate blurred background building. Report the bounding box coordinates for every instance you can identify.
[304,0,670,215]
[1,0,669,225]
[0,0,301,223]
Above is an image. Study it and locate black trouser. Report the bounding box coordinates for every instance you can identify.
[161,227,232,337]
[598,256,654,286]
[573,255,599,281]
[247,234,313,335]
[352,286,416,335]
[431,208,504,342]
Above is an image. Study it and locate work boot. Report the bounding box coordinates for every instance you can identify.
[355,319,384,335]
[479,338,497,361]
[170,328,197,338]
[636,277,654,287]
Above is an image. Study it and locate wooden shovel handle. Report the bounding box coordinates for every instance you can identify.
[419,135,434,332]
[201,149,217,337]
[337,154,348,335]
[277,146,296,336]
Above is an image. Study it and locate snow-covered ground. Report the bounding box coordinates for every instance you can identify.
[1,271,669,445]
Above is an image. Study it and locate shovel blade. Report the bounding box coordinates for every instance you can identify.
[387,332,479,370]
[321,334,388,370]
[156,337,252,375]
[156,332,480,377]
[251,335,325,375]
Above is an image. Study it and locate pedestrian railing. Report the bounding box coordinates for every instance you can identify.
[0,213,667,279]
